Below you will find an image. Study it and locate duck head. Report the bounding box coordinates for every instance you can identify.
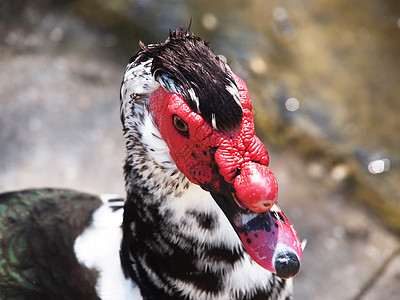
[122,28,302,279]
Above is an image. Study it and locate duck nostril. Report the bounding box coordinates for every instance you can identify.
[262,202,272,209]
[235,168,241,176]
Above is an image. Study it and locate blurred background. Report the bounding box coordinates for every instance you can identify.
[1,0,399,298]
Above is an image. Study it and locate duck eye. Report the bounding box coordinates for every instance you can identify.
[173,114,189,135]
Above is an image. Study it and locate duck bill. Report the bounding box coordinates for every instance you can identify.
[211,192,302,279]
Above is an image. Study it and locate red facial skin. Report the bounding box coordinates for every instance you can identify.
[149,73,278,212]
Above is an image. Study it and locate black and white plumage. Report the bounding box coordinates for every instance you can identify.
[0,28,301,300]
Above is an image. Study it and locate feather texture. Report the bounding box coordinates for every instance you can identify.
[0,189,102,299]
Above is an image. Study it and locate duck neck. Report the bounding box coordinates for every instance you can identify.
[119,164,289,299]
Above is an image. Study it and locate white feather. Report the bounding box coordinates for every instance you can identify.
[74,195,142,300]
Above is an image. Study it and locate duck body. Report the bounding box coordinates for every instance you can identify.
[0,27,301,300]
[0,187,290,300]
[0,189,102,299]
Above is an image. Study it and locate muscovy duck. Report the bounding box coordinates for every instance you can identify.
[0,27,302,300]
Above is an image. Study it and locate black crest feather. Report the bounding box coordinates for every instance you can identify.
[140,27,243,133]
